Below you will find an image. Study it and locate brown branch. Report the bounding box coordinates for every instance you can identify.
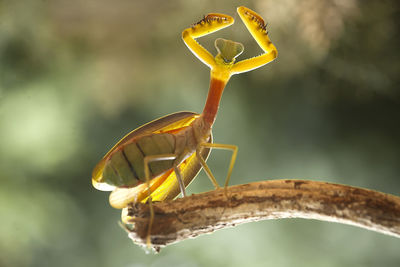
[123,179,400,252]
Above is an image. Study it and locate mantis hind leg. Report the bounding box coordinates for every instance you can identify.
[143,154,177,247]
[197,143,238,189]
[174,166,186,197]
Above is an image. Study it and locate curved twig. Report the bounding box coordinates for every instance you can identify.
[123,179,400,252]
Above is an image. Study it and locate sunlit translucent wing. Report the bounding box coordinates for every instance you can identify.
[93,112,198,191]
[109,141,211,209]
[92,111,212,208]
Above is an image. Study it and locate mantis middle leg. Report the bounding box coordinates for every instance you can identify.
[196,143,238,189]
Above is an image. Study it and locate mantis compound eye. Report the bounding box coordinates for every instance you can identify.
[214,38,244,63]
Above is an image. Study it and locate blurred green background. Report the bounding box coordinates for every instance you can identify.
[1,0,399,266]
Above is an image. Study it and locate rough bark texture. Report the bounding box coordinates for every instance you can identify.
[123,179,400,252]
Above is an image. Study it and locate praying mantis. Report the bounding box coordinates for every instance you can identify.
[92,6,277,245]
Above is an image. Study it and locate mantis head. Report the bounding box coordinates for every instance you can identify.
[214,38,244,64]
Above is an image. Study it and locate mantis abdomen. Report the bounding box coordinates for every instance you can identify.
[102,133,178,187]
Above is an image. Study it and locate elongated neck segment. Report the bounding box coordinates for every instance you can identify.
[201,39,243,126]
[202,76,228,126]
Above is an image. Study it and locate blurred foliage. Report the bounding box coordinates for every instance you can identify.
[0,0,399,266]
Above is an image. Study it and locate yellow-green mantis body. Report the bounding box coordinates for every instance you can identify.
[92,6,277,245]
